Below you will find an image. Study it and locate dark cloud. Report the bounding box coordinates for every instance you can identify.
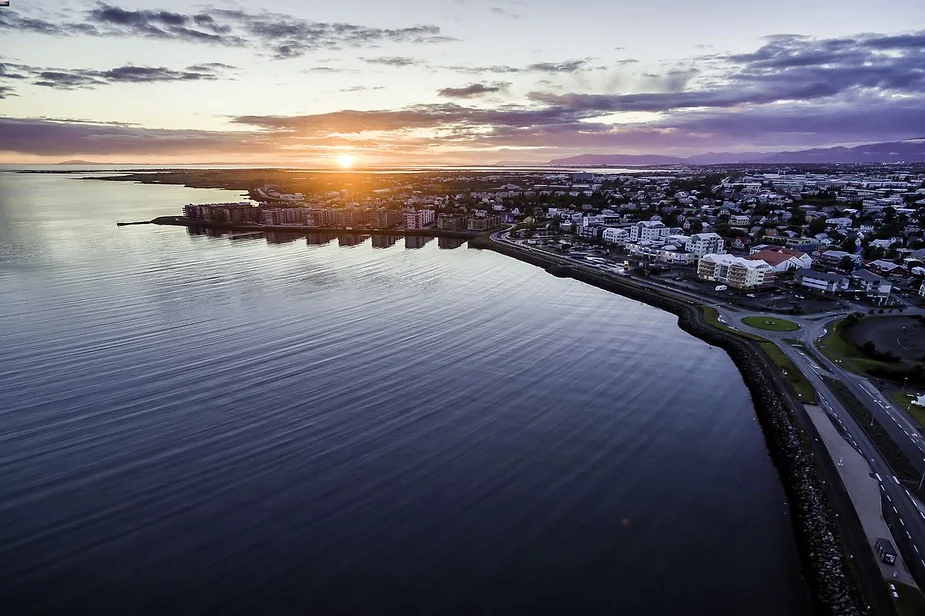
[362,56,420,67]
[0,4,454,59]
[526,59,592,73]
[438,83,502,98]
[0,117,268,157]
[0,61,233,90]
[0,85,16,99]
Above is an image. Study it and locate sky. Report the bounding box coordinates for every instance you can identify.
[0,0,924,165]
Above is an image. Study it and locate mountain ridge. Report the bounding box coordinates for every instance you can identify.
[514,139,925,167]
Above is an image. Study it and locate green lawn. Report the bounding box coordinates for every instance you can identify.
[758,341,817,404]
[701,307,766,341]
[741,316,801,332]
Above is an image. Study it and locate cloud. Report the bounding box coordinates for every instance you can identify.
[362,56,420,67]
[526,59,593,73]
[0,85,16,99]
[438,83,502,98]
[0,3,455,59]
[0,61,233,90]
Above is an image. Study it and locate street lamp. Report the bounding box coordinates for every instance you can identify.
[903,377,909,393]
[918,459,925,491]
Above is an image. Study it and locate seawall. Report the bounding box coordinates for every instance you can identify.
[470,236,867,616]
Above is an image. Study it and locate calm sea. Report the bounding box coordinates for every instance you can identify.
[0,172,812,614]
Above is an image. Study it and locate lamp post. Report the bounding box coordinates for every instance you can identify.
[903,377,909,393]
[918,459,925,491]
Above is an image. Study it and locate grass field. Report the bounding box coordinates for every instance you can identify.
[818,318,885,374]
[701,307,766,341]
[741,316,801,332]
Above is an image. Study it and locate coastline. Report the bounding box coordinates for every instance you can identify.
[468,235,869,616]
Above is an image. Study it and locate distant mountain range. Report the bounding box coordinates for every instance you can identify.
[524,139,925,167]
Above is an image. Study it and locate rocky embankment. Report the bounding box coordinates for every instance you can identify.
[471,236,866,616]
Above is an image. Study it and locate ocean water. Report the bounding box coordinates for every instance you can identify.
[0,172,812,614]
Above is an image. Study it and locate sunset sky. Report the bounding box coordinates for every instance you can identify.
[1,0,924,165]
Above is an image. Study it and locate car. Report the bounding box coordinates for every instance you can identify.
[746,293,756,298]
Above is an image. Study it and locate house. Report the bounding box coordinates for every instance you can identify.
[729,214,751,227]
[815,249,863,269]
[747,247,813,272]
[697,254,774,289]
[795,270,850,294]
[851,270,893,302]
[866,260,907,279]
[467,215,500,231]
[684,232,726,257]
[731,237,752,250]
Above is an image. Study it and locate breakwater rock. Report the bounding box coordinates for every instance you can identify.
[471,237,866,616]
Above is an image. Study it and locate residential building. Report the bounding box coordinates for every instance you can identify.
[404,209,436,229]
[684,232,725,257]
[851,270,893,303]
[183,202,260,224]
[795,270,850,294]
[260,207,311,226]
[746,247,812,272]
[697,254,775,289]
[371,210,403,228]
[467,215,500,231]
[729,214,751,226]
[866,260,907,278]
[437,214,468,231]
[815,249,863,269]
[629,220,670,243]
[602,227,629,245]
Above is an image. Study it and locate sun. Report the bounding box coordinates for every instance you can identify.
[336,153,356,169]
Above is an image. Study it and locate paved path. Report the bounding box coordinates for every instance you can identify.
[807,403,918,586]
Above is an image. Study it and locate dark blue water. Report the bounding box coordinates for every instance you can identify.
[0,172,813,614]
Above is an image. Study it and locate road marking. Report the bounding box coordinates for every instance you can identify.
[894,476,901,485]
[894,506,899,513]
[887,494,892,502]
[916,545,920,554]
[908,531,913,539]
[901,518,906,526]
[875,473,882,482]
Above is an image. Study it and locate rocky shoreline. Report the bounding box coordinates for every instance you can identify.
[470,236,867,616]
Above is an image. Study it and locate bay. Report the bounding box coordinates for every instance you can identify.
[0,172,812,614]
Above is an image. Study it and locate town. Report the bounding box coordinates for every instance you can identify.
[174,165,925,309]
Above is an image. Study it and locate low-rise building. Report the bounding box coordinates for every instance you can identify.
[795,270,850,294]
[747,247,812,272]
[851,270,893,302]
[697,253,774,288]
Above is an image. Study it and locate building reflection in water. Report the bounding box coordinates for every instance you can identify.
[265,232,301,245]
[437,237,465,250]
[371,235,400,249]
[306,232,337,246]
[338,234,368,248]
[404,236,432,250]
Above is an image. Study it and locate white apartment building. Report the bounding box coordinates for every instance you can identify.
[404,209,436,229]
[629,220,670,243]
[602,227,629,245]
[684,232,726,257]
[698,254,774,289]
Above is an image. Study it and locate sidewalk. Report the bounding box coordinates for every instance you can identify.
[806,404,919,586]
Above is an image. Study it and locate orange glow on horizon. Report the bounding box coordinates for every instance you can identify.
[336,153,356,169]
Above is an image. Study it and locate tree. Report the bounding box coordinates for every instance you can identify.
[839,255,856,272]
